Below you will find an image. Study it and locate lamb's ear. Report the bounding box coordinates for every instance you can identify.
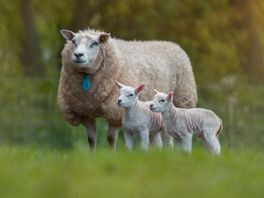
[114,80,125,89]
[135,84,145,95]
[167,91,174,102]
[60,29,75,41]
[154,89,159,94]
[99,33,110,43]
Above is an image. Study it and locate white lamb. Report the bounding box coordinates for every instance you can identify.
[115,81,170,150]
[150,91,223,154]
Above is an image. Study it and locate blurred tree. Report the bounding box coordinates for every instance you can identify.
[20,0,44,77]
[70,0,89,30]
[70,0,109,31]
[230,0,264,83]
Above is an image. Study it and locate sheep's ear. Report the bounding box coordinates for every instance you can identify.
[135,84,145,95]
[60,29,75,41]
[167,91,174,102]
[99,33,110,43]
[114,80,125,89]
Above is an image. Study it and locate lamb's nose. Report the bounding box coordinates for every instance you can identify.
[150,104,154,108]
[74,53,84,59]
[117,99,122,104]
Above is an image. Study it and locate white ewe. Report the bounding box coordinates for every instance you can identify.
[150,91,223,154]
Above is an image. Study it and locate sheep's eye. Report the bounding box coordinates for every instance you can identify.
[160,99,165,103]
[72,40,77,47]
[90,42,99,48]
[128,94,134,97]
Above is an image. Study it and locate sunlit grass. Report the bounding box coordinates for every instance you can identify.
[0,146,263,198]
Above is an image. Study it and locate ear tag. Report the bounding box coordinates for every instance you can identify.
[82,74,91,92]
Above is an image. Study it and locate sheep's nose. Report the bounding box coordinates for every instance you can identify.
[150,104,154,108]
[74,53,84,59]
[117,99,122,104]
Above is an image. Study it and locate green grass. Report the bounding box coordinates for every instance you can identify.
[0,146,263,198]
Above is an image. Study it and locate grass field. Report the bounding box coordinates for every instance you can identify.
[0,146,263,198]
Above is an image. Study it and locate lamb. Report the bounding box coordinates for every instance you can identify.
[115,81,169,150]
[150,91,223,154]
[58,28,197,150]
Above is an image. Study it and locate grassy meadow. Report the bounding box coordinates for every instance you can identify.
[0,146,263,198]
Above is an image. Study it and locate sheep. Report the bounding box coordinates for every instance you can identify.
[115,81,169,150]
[150,91,223,154]
[58,28,197,150]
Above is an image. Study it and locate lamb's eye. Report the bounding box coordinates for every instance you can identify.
[160,99,165,103]
[128,94,134,97]
[90,42,99,48]
[72,40,77,47]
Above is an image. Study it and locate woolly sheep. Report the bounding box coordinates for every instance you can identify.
[115,81,171,150]
[150,91,223,154]
[58,28,197,150]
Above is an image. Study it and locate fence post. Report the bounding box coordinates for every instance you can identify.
[227,96,235,147]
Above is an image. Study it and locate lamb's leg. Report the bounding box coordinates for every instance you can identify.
[139,129,150,151]
[124,131,134,151]
[107,124,120,151]
[179,133,193,153]
[149,133,162,149]
[160,129,174,149]
[81,118,96,151]
[173,138,182,150]
[202,132,221,155]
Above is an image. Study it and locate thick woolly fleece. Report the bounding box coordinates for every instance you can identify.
[58,29,197,128]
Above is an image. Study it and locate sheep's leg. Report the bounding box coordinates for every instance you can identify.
[58,98,81,126]
[82,118,96,151]
[139,129,150,151]
[202,132,221,155]
[107,124,120,151]
[63,111,81,126]
[180,133,193,153]
[124,131,134,151]
[160,129,174,149]
[61,105,81,126]
[149,133,162,149]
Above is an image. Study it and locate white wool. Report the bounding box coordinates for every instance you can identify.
[116,82,171,150]
[151,92,223,154]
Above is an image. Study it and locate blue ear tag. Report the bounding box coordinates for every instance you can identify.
[82,74,91,92]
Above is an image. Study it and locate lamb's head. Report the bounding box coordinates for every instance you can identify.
[60,29,110,69]
[150,90,173,112]
[115,80,145,108]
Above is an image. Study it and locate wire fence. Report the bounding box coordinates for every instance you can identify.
[0,77,263,149]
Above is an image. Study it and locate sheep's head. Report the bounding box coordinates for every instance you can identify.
[115,80,145,108]
[150,90,173,112]
[60,29,110,69]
